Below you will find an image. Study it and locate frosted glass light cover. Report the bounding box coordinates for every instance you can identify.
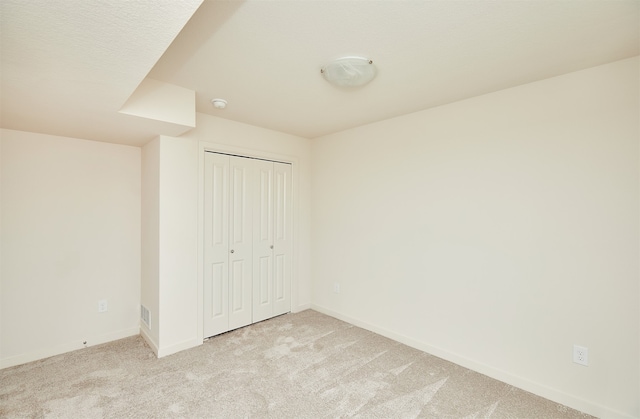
[321,57,376,87]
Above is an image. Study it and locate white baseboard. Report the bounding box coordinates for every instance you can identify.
[293,303,312,313]
[157,337,201,358]
[139,327,159,357]
[310,304,635,419]
[0,327,140,370]
[139,328,200,359]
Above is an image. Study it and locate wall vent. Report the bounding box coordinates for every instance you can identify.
[140,305,151,329]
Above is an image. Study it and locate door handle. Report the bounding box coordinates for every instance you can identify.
[270,245,274,249]
[230,249,234,254]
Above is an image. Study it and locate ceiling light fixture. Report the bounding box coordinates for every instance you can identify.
[321,56,376,88]
[211,98,227,109]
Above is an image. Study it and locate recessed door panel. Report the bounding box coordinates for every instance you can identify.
[258,167,272,242]
[275,254,285,301]
[211,262,225,316]
[275,168,288,242]
[211,164,225,246]
[259,256,271,304]
[231,167,246,246]
[231,260,245,311]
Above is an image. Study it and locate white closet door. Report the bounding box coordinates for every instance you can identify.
[273,162,292,316]
[228,156,254,330]
[252,160,274,322]
[204,153,291,338]
[203,153,230,337]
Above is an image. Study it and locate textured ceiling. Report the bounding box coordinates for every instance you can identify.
[0,0,202,145]
[1,0,639,145]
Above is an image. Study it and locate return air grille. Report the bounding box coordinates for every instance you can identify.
[140,305,151,329]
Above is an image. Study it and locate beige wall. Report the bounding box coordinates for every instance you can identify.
[0,133,3,362]
[141,137,160,349]
[141,135,199,357]
[311,57,639,418]
[157,135,199,356]
[0,129,141,368]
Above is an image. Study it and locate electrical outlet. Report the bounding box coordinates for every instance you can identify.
[98,299,108,313]
[333,282,341,294]
[573,344,588,366]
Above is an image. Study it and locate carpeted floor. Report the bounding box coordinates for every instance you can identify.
[0,310,592,418]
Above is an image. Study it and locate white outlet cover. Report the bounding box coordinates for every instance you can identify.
[573,344,588,366]
[98,299,108,313]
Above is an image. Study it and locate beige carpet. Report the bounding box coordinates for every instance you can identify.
[1,310,592,418]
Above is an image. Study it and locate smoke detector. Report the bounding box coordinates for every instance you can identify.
[211,98,227,109]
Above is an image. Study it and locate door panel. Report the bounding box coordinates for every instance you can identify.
[230,260,245,311]
[275,254,285,300]
[273,162,292,316]
[259,256,270,303]
[252,160,274,322]
[228,156,253,330]
[211,262,225,316]
[203,153,230,337]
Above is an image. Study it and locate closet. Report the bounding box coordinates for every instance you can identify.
[203,152,292,338]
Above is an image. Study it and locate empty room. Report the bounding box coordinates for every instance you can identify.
[1,0,638,418]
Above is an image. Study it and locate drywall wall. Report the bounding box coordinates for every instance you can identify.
[157,135,199,356]
[119,78,196,136]
[311,57,639,418]
[181,114,313,314]
[141,135,199,357]
[0,134,3,363]
[0,129,141,368]
[141,137,160,351]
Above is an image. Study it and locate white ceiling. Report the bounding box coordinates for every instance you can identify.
[2,0,639,145]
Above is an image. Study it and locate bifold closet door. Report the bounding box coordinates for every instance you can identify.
[204,152,292,338]
[203,153,253,338]
[252,160,292,322]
